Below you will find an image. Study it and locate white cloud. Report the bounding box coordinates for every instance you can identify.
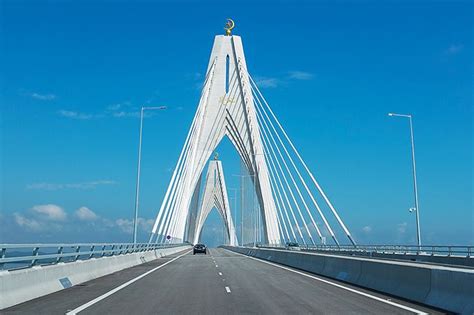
[58,110,94,120]
[139,218,154,232]
[75,207,98,221]
[27,180,117,191]
[106,103,122,111]
[58,99,167,121]
[444,44,464,55]
[32,204,67,221]
[112,111,141,118]
[63,180,116,189]
[59,102,136,120]
[362,225,372,233]
[115,218,133,234]
[254,71,313,89]
[255,77,280,88]
[101,217,116,228]
[26,183,62,190]
[13,213,42,231]
[115,217,154,234]
[288,71,314,80]
[11,203,156,236]
[397,222,408,234]
[30,92,56,101]
[106,101,143,118]
[111,106,166,118]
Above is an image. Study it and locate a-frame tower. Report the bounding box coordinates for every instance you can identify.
[189,158,239,246]
[150,28,281,245]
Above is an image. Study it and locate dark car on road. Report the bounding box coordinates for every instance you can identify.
[193,243,207,255]
[285,242,301,251]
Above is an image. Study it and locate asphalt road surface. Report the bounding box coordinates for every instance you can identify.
[4,248,444,314]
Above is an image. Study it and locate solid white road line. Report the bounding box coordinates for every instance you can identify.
[230,250,428,315]
[225,286,231,293]
[66,250,192,314]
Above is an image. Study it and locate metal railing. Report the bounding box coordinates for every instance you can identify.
[0,242,185,271]
[256,244,473,258]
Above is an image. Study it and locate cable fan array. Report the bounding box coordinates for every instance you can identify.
[246,72,356,247]
[148,60,218,244]
[148,52,356,247]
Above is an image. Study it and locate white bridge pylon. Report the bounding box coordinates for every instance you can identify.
[149,26,356,247]
[150,33,280,245]
[189,158,238,246]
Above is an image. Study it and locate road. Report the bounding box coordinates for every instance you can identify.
[4,248,443,314]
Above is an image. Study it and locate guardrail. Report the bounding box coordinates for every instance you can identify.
[0,242,184,270]
[257,244,473,258]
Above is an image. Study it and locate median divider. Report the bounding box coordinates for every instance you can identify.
[357,258,431,302]
[322,255,361,283]
[0,245,191,310]
[223,246,474,314]
[426,268,474,314]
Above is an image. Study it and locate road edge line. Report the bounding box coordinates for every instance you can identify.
[224,248,428,315]
[66,249,191,314]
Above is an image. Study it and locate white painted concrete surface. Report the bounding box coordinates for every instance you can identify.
[150,34,281,245]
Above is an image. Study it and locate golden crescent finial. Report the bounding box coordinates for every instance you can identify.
[224,18,235,36]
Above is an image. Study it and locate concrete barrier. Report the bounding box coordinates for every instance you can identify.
[370,252,474,267]
[223,246,474,314]
[322,255,362,283]
[426,268,474,314]
[357,259,431,302]
[0,245,190,310]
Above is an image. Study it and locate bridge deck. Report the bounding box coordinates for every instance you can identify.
[4,248,444,314]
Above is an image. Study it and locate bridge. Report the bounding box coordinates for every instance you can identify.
[1,21,473,314]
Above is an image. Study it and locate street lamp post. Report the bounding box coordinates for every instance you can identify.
[232,173,256,246]
[388,112,421,247]
[232,174,245,245]
[133,106,166,244]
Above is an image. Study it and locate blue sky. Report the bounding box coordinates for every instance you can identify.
[1,1,472,246]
